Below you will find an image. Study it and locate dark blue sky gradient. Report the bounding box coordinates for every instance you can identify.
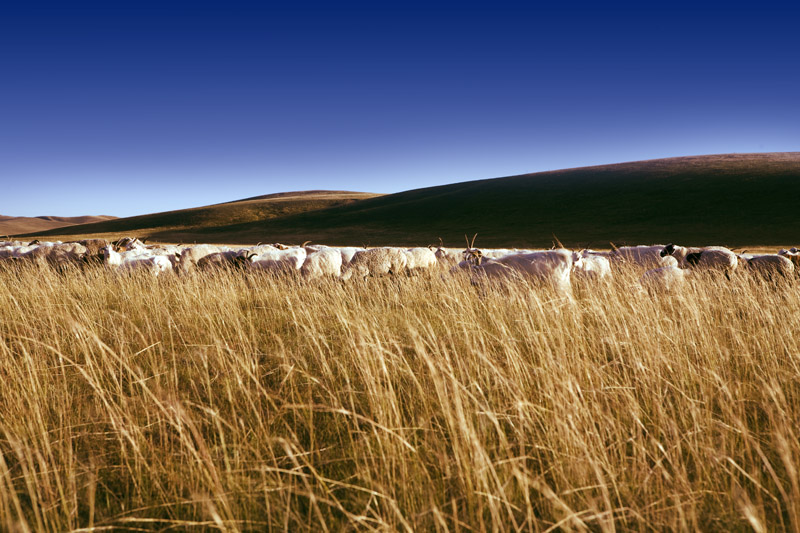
[2,2,798,217]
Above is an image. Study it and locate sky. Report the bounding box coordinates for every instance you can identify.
[1,2,799,217]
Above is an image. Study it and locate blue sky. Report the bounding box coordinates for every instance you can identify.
[2,2,798,217]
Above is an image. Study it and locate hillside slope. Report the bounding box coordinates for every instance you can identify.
[147,153,800,247]
[19,191,381,242]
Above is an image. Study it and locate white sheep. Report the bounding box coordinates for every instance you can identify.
[112,237,148,252]
[141,244,184,269]
[610,245,673,269]
[17,242,88,269]
[301,248,344,279]
[405,247,438,273]
[660,244,738,277]
[0,243,38,260]
[482,248,527,259]
[638,265,688,293]
[778,248,800,269]
[337,246,364,265]
[303,244,328,254]
[196,250,255,271]
[176,244,223,274]
[573,250,612,280]
[250,246,307,273]
[431,246,463,267]
[101,246,172,276]
[340,247,408,281]
[739,254,794,280]
[467,249,582,299]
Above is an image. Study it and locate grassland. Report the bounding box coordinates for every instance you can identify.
[1,263,799,531]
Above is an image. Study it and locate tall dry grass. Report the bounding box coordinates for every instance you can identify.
[0,262,799,531]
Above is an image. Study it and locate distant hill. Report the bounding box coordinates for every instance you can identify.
[16,191,381,243]
[0,215,116,237]
[19,153,800,248]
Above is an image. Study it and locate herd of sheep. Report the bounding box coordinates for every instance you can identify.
[1,237,799,297]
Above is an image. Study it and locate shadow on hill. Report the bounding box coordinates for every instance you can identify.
[149,153,800,248]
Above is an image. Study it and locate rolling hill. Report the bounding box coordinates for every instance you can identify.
[152,152,800,247]
[18,153,800,248]
[0,215,116,237]
[17,191,381,243]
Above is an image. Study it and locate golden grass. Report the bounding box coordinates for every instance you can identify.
[0,263,799,531]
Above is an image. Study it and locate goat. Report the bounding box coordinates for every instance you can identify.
[462,233,484,265]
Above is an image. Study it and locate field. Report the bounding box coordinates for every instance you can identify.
[1,261,799,531]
